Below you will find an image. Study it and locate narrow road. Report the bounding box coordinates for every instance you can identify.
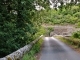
[39,37,80,60]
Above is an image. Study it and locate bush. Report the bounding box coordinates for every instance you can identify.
[47,27,54,36]
[32,26,46,40]
[73,12,80,18]
[72,31,80,39]
[48,27,54,32]
[0,0,45,57]
[76,22,80,28]
[71,6,79,13]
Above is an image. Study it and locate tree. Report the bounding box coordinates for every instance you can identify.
[0,0,37,57]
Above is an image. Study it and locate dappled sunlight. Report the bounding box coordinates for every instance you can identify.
[50,37,72,51]
[44,37,50,41]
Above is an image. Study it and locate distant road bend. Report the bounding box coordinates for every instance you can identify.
[39,37,80,60]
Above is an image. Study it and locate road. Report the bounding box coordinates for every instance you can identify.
[39,37,80,60]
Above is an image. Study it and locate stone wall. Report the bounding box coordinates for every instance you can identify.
[0,35,43,60]
[50,26,75,36]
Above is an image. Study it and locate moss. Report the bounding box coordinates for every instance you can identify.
[6,56,12,60]
[14,55,17,60]
[14,55,20,60]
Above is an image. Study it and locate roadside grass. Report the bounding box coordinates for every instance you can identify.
[22,39,43,60]
[55,36,80,49]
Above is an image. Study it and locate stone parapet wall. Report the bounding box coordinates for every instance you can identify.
[0,35,43,60]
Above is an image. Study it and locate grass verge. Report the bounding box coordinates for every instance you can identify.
[22,39,43,60]
[55,36,80,49]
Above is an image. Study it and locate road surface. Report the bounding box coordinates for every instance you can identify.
[39,37,80,60]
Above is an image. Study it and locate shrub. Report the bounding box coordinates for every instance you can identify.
[76,22,80,28]
[72,31,80,39]
[71,6,79,13]
[73,12,80,18]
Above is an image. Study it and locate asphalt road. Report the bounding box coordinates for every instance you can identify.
[39,37,80,60]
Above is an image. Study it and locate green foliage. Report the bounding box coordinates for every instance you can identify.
[32,27,46,40]
[38,4,80,25]
[0,0,46,57]
[73,12,80,18]
[72,31,80,39]
[76,22,80,28]
[71,6,79,13]
[35,0,50,9]
[47,27,54,36]
[48,27,54,32]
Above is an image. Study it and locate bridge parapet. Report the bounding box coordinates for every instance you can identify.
[0,35,43,60]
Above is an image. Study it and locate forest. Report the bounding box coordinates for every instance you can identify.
[0,0,80,59]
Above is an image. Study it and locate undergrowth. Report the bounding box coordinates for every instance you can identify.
[22,39,43,60]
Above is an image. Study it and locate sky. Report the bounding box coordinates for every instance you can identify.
[35,0,80,10]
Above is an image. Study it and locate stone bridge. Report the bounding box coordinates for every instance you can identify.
[0,35,43,60]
